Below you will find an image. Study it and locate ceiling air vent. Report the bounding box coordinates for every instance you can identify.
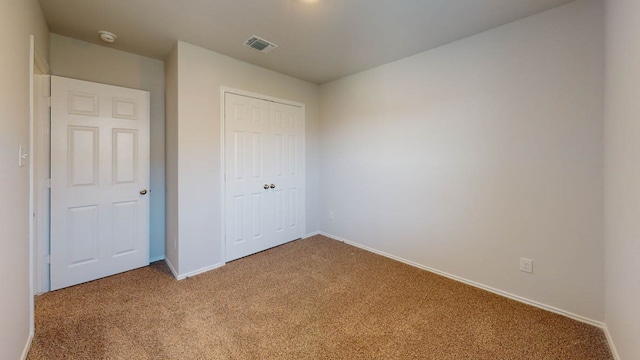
[244,35,278,54]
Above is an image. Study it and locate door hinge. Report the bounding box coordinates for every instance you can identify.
[44,178,51,188]
[44,96,51,108]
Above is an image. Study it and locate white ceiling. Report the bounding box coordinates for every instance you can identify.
[38,0,575,85]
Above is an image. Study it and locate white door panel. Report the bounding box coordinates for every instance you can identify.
[270,102,304,248]
[50,76,150,290]
[225,93,304,261]
[225,94,272,261]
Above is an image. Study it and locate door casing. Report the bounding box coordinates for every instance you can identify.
[33,73,51,294]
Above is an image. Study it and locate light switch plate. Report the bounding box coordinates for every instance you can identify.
[18,145,28,168]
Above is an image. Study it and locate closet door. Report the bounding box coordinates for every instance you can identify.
[224,92,304,262]
[270,102,304,248]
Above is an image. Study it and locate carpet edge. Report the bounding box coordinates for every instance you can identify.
[318,231,604,328]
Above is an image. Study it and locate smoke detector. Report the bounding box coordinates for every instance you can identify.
[98,30,117,43]
[244,35,278,54]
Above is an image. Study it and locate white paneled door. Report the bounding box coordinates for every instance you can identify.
[50,76,150,290]
[225,92,304,262]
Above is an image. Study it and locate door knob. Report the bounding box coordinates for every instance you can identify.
[263,184,269,190]
[270,184,276,189]
[140,189,148,195]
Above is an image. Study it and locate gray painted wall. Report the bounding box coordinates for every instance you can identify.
[319,0,604,321]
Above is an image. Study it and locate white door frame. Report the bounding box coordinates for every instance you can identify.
[29,33,50,342]
[33,74,50,295]
[219,87,306,262]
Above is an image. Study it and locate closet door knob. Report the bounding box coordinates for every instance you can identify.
[270,184,276,189]
[263,184,269,190]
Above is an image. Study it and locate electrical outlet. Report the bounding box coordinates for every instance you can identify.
[520,258,533,274]
[328,211,335,221]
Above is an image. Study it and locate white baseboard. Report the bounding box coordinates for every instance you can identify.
[20,332,33,360]
[319,231,604,329]
[168,262,225,280]
[164,258,179,279]
[149,255,165,263]
[304,231,320,238]
[181,263,225,279]
[602,324,621,360]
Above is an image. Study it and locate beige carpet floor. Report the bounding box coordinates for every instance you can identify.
[28,235,612,359]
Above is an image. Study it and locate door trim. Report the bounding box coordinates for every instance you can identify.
[33,74,50,294]
[28,34,50,356]
[219,87,306,263]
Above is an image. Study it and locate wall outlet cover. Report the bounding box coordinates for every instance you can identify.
[520,258,533,273]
